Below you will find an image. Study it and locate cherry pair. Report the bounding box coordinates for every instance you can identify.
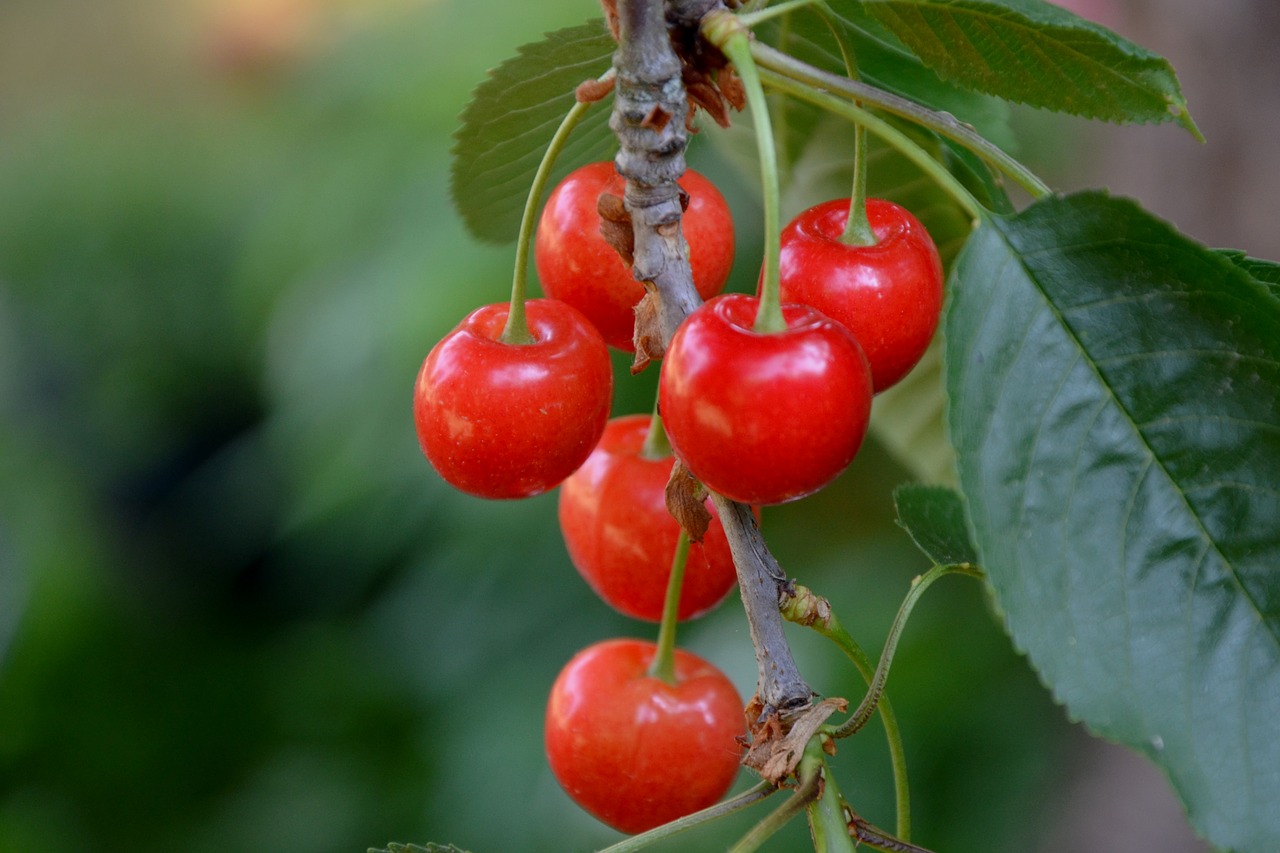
[660,196,944,506]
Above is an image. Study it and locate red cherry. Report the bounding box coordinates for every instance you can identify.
[658,294,873,506]
[412,299,613,499]
[535,161,735,351]
[774,197,944,392]
[558,415,739,622]
[545,638,745,834]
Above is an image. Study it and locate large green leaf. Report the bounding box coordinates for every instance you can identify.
[845,0,1197,133]
[946,192,1280,852]
[449,21,616,244]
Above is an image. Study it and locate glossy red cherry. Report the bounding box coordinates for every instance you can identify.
[659,294,873,506]
[413,299,613,499]
[535,161,735,351]
[558,415,739,622]
[544,638,745,834]
[774,197,944,392]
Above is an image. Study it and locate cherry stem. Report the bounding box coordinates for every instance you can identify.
[726,745,824,853]
[702,11,786,335]
[806,757,858,853]
[782,585,912,839]
[757,66,986,224]
[750,40,1052,201]
[830,563,984,741]
[839,124,876,246]
[499,69,615,346]
[809,4,876,247]
[736,0,822,27]
[640,405,671,461]
[594,781,779,853]
[647,530,691,685]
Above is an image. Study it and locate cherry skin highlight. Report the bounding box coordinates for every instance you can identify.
[412,298,613,499]
[774,197,944,392]
[535,161,735,351]
[558,415,739,622]
[544,638,745,834]
[659,294,873,506]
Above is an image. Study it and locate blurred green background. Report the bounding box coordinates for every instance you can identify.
[1,0,1264,851]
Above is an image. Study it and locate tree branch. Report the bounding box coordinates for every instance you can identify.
[610,0,813,713]
[611,0,700,353]
[711,494,812,710]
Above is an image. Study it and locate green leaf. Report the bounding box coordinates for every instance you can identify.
[846,0,1198,134]
[945,191,1280,852]
[449,21,616,244]
[763,8,1013,148]
[369,844,471,853]
[1218,250,1280,300]
[893,483,979,567]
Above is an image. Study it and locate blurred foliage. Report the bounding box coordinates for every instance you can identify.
[0,1,1072,851]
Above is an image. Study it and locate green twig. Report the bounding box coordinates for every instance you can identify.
[750,40,1051,201]
[501,70,615,345]
[595,781,779,853]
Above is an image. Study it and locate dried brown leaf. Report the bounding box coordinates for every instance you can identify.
[664,460,712,541]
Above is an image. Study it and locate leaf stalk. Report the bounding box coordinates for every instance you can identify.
[749,40,1051,200]
[756,67,987,224]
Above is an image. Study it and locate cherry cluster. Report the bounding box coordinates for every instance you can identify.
[412,160,943,835]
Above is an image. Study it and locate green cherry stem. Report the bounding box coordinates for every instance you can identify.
[813,4,875,247]
[750,41,1052,201]
[831,563,985,740]
[736,0,822,27]
[757,67,986,224]
[782,587,913,840]
[500,69,616,345]
[646,529,692,685]
[841,122,875,246]
[806,752,858,853]
[640,403,672,461]
[595,781,780,853]
[727,745,825,853]
[702,10,786,335]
